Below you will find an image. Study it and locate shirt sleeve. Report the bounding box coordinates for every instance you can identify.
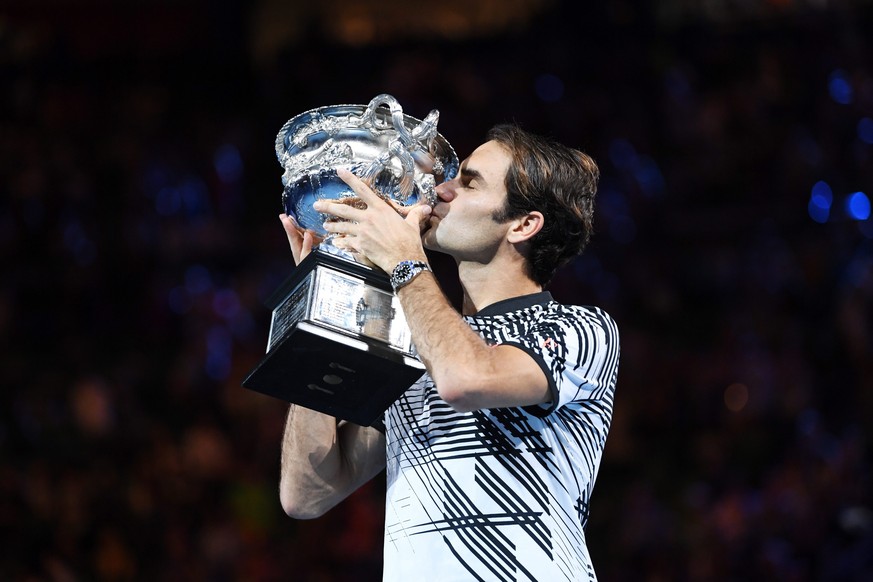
[502,306,620,417]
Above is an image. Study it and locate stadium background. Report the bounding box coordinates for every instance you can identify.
[2,0,872,579]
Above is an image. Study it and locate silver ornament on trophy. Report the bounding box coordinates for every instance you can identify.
[243,94,459,426]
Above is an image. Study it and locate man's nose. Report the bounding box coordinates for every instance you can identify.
[435,181,455,203]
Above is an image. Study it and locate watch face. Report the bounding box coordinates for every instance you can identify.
[393,264,411,284]
[391,261,427,290]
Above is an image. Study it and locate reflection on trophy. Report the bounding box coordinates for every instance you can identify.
[243,94,459,426]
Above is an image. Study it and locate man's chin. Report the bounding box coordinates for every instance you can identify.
[421,225,439,252]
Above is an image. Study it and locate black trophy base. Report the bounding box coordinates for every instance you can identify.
[243,320,425,427]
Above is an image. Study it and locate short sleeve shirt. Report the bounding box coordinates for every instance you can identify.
[383,292,620,582]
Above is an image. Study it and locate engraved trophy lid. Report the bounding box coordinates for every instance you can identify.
[276,94,459,239]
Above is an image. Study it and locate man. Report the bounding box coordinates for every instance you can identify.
[278,124,620,581]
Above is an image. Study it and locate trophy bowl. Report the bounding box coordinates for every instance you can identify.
[277,93,459,237]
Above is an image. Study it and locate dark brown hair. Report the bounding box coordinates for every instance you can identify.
[488,124,599,286]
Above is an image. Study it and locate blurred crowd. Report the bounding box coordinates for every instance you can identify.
[2,1,872,580]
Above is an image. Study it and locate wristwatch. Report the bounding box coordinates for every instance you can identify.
[390,260,431,292]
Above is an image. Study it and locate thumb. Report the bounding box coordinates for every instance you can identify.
[405,204,432,229]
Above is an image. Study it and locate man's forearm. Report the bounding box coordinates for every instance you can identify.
[279,405,384,519]
[395,269,551,411]
[395,272,502,409]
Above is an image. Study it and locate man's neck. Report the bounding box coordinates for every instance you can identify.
[457,260,542,316]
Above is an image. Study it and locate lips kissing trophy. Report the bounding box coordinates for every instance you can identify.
[243,94,459,426]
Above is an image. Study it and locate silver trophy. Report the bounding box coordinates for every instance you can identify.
[243,94,458,426]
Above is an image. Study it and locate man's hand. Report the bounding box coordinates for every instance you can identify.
[313,168,432,273]
[280,213,322,265]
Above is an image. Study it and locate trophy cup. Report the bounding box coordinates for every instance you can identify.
[242,94,458,426]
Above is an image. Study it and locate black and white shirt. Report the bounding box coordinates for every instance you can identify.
[383,292,620,581]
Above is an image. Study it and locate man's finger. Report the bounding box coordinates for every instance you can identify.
[280,212,300,235]
[404,204,433,229]
[337,168,385,207]
[322,219,356,235]
[393,202,414,217]
[313,199,365,222]
[302,230,315,256]
[280,213,305,264]
[280,214,303,246]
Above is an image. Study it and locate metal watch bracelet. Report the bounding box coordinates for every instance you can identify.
[390,260,431,292]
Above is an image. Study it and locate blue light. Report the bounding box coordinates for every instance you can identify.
[858,118,873,145]
[207,325,232,352]
[845,192,871,221]
[535,73,565,103]
[185,264,212,294]
[212,288,241,320]
[214,144,243,183]
[808,182,832,223]
[180,176,210,215]
[633,155,665,197]
[206,351,231,381]
[828,70,852,105]
[810,181,833,209]
[600,188,629,217]
[808,199,829,223]
[206,325,232,381]
[606,140,665,196]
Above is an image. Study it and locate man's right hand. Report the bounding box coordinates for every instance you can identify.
[280,213,323,265]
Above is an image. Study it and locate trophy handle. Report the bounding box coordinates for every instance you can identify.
[360,94,412,143]
[359,94,438,203]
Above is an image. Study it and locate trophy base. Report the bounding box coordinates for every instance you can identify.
[243,321,424,426]
[243,249,425,427]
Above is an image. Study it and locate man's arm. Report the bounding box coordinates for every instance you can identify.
[393,272,550,412]
[314,173,551,412]
[276,214,386,518]
[279,404,385,518]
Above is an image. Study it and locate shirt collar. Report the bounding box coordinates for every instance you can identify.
[472,291,554,317]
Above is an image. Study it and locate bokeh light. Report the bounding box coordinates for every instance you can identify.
[845,191,871,221]
[724,383,749,412]
[807,180,833,223]
[859,117,873,145]
[185,264,213,294]
[828,69,853,104]
[214,144,244,183]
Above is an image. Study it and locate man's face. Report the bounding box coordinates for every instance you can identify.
[422,140,513,263]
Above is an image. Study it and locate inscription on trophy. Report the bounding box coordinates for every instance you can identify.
[310,269,412,353]
[268,278,311,351]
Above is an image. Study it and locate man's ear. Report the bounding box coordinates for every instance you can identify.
[506,211,544,244]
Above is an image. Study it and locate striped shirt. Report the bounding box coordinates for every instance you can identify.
[383,291,620,581]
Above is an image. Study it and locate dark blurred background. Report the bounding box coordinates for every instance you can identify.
[2,0,872,579]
